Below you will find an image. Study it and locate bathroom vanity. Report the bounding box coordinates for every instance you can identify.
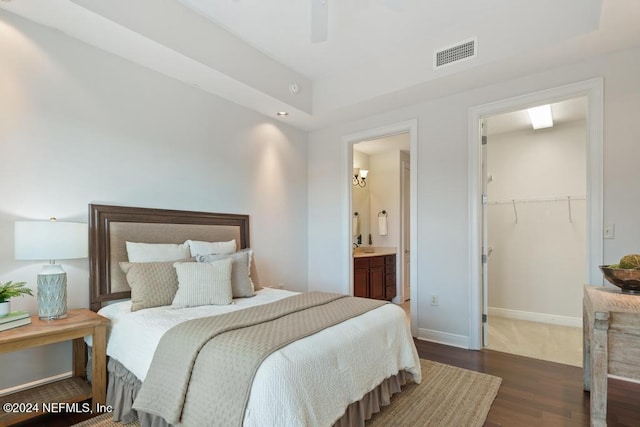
[353,248,396,301]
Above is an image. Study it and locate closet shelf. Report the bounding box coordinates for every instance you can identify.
[488,195,585,224]
[487,195,586,205]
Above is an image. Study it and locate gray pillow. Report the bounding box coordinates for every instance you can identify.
[196,249,255,298]
[120,260,182,311]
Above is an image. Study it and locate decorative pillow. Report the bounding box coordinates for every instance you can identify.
[186,239,237,257]
[120,260,182,311]
[172,258,233,307]
[233,248,261,291]
[196,249,255,298]
[125,241,190,262]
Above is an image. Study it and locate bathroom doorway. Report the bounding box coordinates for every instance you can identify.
[343,119,418,336]
[352,134,410,303]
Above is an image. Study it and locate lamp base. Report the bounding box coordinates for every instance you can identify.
[37,264,67,320]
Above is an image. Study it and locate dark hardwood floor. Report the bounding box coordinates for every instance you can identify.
[16,339,640,426]
[414,339,640,426]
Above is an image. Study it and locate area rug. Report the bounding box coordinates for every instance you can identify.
[73,359,501,427]
[368,359,501,426]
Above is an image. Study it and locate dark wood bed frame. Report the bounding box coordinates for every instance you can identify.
[88,204,250,312]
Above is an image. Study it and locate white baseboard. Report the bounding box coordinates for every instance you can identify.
[417,328,469,349]
[0,371,72,397]
[489,307,582,328]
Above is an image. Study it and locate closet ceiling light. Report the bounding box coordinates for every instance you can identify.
[527,105,553,130]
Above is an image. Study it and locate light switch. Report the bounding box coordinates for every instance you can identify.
[604,224,615,239]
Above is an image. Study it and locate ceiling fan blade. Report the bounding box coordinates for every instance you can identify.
[310,0,329,43]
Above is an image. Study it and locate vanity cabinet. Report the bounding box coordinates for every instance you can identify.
[385,255,397,300]
[354,254,396,300]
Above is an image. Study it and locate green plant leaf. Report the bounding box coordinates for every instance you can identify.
[0,281,34,302]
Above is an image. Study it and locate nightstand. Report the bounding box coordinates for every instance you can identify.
[0,308,109,425]
[583,285,640,426]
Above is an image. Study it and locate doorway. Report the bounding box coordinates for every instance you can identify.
[343,119,418,337]
[352,134,410,301]
[483,97,587,366]
[468,78,604,351]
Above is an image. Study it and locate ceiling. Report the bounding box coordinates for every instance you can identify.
[487,97,587,136]
[354,133,409,156]
[1,0,639,130]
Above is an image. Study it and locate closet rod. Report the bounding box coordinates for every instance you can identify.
[487,195,586,205]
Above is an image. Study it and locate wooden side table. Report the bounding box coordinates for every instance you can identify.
[583,285,640,426]
[0,308,109,425]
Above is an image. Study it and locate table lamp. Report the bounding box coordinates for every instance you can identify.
[14,218,88,320]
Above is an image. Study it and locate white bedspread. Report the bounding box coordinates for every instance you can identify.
[89,288,421,426]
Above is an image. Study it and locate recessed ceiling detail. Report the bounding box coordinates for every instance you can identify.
[434,37,477,70]
[0,0,625,130]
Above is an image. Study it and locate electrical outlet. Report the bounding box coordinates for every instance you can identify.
[431,295,439,306]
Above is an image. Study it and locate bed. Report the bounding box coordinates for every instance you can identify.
[87,203,421,426]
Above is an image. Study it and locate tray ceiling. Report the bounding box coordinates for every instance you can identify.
[1,0,638,130]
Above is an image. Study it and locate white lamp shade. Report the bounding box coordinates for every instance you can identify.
[15,221,88,261]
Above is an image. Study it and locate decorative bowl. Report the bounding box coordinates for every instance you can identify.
[599,265,640,294]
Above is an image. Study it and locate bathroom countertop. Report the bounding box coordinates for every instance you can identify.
[353,247,397,258]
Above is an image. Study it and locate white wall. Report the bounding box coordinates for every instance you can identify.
[369,150,400,249]
[308,47,640,347]
[487,122,587,320]
[0,11,308,389]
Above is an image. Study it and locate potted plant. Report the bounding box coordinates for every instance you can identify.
[0,281,33,317]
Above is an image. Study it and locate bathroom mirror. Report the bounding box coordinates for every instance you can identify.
[353,147,371,246]
[352,134,411,251]
[352,181,371,246]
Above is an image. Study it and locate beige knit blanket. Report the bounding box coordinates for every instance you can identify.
[132,292,386,426]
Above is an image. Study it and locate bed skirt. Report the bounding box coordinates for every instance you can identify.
[106,358,410,427]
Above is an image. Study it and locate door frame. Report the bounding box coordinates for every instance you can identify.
[401,159,411,301]
[342,119,418,337]
[467,78,603,350]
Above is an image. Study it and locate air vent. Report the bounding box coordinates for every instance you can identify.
[434,37,477,69]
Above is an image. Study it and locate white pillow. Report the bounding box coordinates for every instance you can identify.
[186,239,237,256]
[172,258,233,307]
[125,241,190,262]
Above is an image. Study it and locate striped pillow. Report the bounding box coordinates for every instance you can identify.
[172,258,233,307]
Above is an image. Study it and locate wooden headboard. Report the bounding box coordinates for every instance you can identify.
[88,204,250,311]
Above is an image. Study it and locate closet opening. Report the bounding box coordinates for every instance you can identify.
[483,97,587,366]
[468,78,603,353]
